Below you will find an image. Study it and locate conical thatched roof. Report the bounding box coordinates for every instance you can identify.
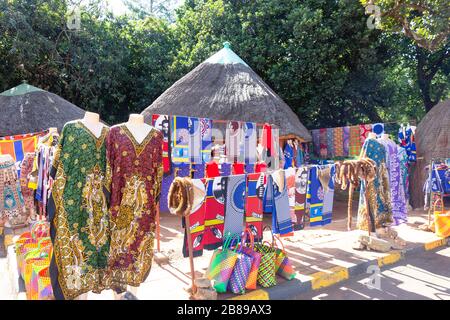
[141,42,312,141]
[0,82,85,136]
[411,99,450,209]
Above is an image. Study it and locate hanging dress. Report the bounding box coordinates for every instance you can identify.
[105,125,163,290]
[48,121,110,300]
[19,152,36,219]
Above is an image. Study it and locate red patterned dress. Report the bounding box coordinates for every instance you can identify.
[105,125,163,290]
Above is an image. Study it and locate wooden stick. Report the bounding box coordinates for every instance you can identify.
[184,208,197,295]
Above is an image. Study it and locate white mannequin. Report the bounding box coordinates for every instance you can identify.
[367,132,377,139]
[124,114,153,144]
[80,112,104,138]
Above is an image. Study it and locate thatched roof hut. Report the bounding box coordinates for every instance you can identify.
[141,42,311,142]
[0,82,85,136]
[411,99,450,209]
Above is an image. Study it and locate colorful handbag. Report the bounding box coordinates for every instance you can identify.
[433,198,450,238]
[240,228,262,290]
[228,231,254,294]
[254,240,277,288]
[206,233,239,293]
[273,234,296,280]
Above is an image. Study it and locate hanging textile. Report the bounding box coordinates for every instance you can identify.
[294,166,309,230]
[398,125,417,163]
[293,141,304,167]
[319,129,328,159]
[379,138,407,225]
[311,129,320,157]
[48,121,110,300]
[223,174,246,237]
[188,117,202,164]
[19,152,36,219]
[272,128,281,170]
[285,167,297,227]
[261,123,273,160]
[105,125,163,290]
[192,164,205,179]
[232,162,245,175]
[283,142,294,169]
[359,124,372,146]
[319,164,335,226]
[264,170,293,236]
[221,163,232,176]
[200,118,213,164]
[398,147,410,206]
[349,126,361,157]
[0,155,26,227]
[333,127,344,157]
[204,177,226,250]
[243,122,257,165]
[306,166,324,227]
[182,179,206,258]
[357,138,393,231]
[171,116,190,163]
[372,123,385,138]
[206,161,220,178]
[160,172,174,213]
[151,114,171,173]
[255,162,267,174]
[245,163,254,174]
[245,173,264,241]
[326,128,335,158]
[226,121,242,163]
[342,126,350,157]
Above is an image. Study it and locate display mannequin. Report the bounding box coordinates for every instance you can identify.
[124,114,153,144]
[367,132,377,140]
[80,111,104,138]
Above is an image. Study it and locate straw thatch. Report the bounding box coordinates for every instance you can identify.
[410,99,450,209]
[0,83,85,136]
[141,44,311,141]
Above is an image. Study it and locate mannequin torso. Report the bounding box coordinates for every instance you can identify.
[123,114,153,144]
[74,111,105,138]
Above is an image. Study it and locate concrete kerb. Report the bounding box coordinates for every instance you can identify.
[228,237,449,300]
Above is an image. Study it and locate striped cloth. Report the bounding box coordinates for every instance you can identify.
[326,128,334,158]
[333,127,344,157]
[349,126,361,157]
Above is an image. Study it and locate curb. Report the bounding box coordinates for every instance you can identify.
[228,237,449,300]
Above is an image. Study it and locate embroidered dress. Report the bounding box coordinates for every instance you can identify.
[48,121,110,300]
[0,156,26,226]
[105,125,163,289]
[357,138,392,231]
[245,173,264,241]
[294,166,309,230]
[19,152,36,219]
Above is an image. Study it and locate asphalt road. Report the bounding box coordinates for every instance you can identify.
[294,246,450,300]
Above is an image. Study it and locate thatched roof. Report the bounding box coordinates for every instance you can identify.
[141,43,311,141]
[411,99,450,208]
[0,83,85,136]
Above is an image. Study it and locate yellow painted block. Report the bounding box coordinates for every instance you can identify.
[230,290,269,300]
[425,238,447,251]
[311,266,349,290]
[377,252,401,267]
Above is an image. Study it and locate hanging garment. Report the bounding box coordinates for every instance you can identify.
[255,162,267,174]
[243,122,257,165]
[171,116,190,163]
[294,143,304,167]
[105,124,163,290]
[327,128,335,158]
[294,166,309,230]
[283,143,294,169]
[357,138,393,231]
[223,174,246,237]
[311,129,321,157]
[307,166,324,227]
[200,118,213,164]
[204,177,226,250]
[233,162,245,175]
[343,126,350,157]
[285,167,297,226]
[188,117,202,164]
[48,121,110,300]
[19,152,36,219]
[272,129,281,170]
[182,179,206,258]
[0,155,26,226]
[245,173,264,241]
[264,171,293,236]
[398,147,410,206]
[360,124,372,146]
[372,123,385,138]
[319,165,335,226]
[206,161,221,178]
[160,172,174,213]
[262,123,273,160]
[151,114,171,173]
[349,126,361,157]
[379,139,407,225]
[400,126,417,163]
[192,164,205,179]
[245,164,254,174]
[333,127,344,157]
[221,163,232,176]
[226,121,242,163]
[319,129,328,159]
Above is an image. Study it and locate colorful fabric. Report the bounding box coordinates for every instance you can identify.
[333,127,344,157]
[359,124,372,146]
[151,114,171,173]
[221,163,232,176]
[200,118,213,163]
[357,138,393,231]
[188,117,202,164]
[261,124,273,160]
[245,164,254,174]
[343,126,350,157]
[294,142,304,167]
[321,164,335,226]
[245,173,264,242]
[204,177,226,250]
[372,123,385,138]
[285,167,297,227]
[307,166,324,227]
[243,122,257,165]
[311,129,320,157]
[232,162,245,175]
[294,166,309,230]
[171,116,190,163]
[0,156,26,226]
[19,152,36,219]
[319,128,328,158]
[192,164,205,179]
[326,128,334,158]
[224,175,246,237]
[398,147,409,205]
[226,121,242,163]
[398,125,417,162]
[283,143,294,169]
[349,126,361,157]
[206,161,221,178]
[48,121,110,300]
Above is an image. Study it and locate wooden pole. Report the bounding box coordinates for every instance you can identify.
[184,207,197,295]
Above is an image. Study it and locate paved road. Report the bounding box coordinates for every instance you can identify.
[295,246,450,300]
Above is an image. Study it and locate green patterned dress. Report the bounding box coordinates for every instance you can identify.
[48,121,110,300]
